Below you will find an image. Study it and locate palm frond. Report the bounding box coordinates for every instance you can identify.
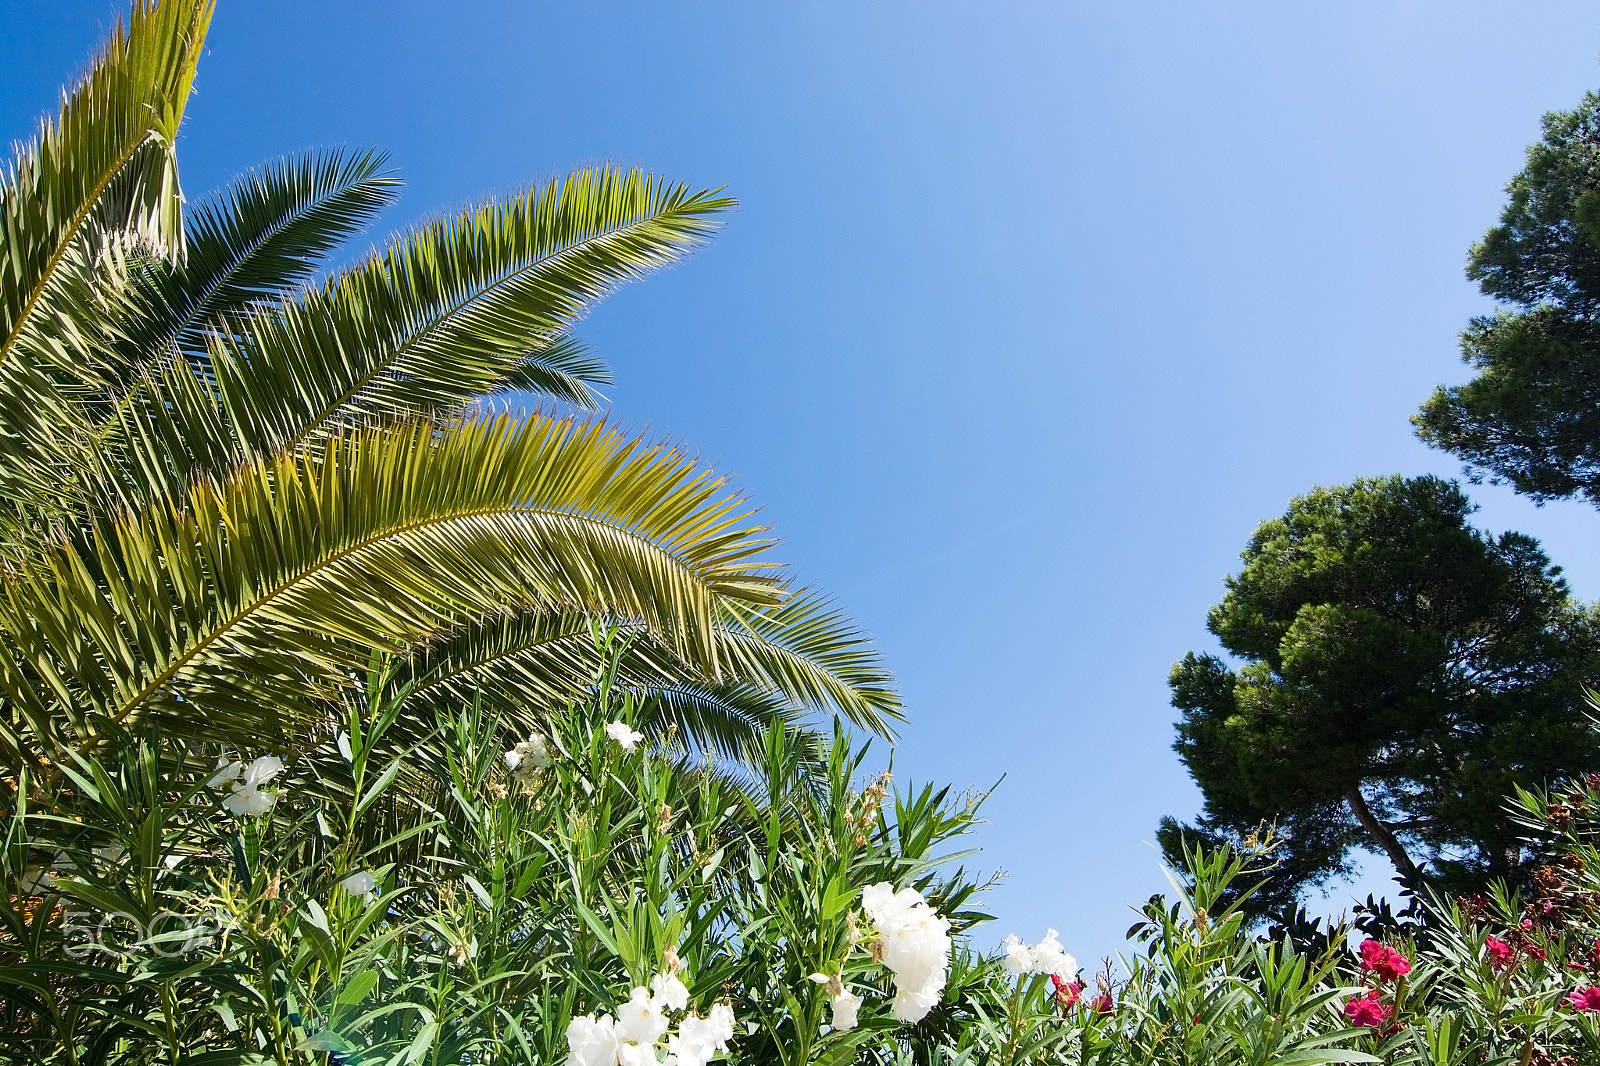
[0,414,781,763]
[638,682,812,768]
[716,594,903,738]
[135,148,401,361]
[399,593,901,738]
[0,0,213,375]
[81,150,401,506]
[87,167,724,502]
[494,333,612,410]
[215,166,728,456]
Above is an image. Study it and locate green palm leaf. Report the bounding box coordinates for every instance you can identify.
[400,593,901,738]
[0,0,212,374]
[91,166,721,503]
[214,166,727,455]
[0,414,781,763]
[83,149,401,506]
[131,147,401,362]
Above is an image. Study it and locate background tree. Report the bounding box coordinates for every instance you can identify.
[1414,91,1600,506]
[1160,475,1600,910]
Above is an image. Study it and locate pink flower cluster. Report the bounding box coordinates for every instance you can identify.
[1343,989,1391,1028]
[1359,939,1411,982]
[1343,940,1410,1031]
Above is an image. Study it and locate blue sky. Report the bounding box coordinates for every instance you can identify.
[5,0,1599,966]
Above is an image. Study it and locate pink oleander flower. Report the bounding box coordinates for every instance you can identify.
[1343,990,1391,1028]
[1050,975,1083,1008]
[1566,987,1600,1012]
[1359,939,1411,982]
[1089,992,1113,1014]
[1485,935,1515,971]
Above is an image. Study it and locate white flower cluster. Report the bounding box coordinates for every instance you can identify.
[503,731,553,784]
[860,882,951,1023]
[606,721,644,752]
[1000,929,1076,981]
[567,973,734,1066]
[208,755,285,817]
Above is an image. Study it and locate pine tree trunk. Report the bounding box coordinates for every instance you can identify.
[1345,789,1419,882]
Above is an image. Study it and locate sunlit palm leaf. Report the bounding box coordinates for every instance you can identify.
[0,414,781,763]
[0,0,212,374]
[213,166,727,457]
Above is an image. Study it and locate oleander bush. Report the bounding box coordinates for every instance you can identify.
[11,644,1600,1065]
[0,642,990,1064]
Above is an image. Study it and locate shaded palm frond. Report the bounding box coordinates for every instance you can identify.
[399,593,901,739]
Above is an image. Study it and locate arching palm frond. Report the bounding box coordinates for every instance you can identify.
[211,166,725,456]
[83,149,401,505]
[91,166,723,502]
[0,414,781,765]
[396,592,900,738]
[0,0,211,376]
[131,147,401,363]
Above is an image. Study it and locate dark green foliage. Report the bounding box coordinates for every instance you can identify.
[1164,475,1600,909]
[1415,91,1600,505]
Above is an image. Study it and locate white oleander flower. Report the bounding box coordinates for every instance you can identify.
[213,753,285,817]
[892,982,942,1024]
[567,1013,620,1066]
[504,732,553,776]
[1031,928,1076,981]
[606,721,644,752]
[651,972,690,1013]
[208,758,242,788]
[1000,929,1076,981]
[617,1043,657,1066]
[222,784,275,817]
[241,755,285,787]
[1001,933,1035,978]
[668,1004,735,1066]
[830,988,862,1031]
[617,986,671,1046]
[860,882,950,1024]
[338,870,378,899]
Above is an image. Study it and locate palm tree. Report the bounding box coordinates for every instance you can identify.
[0,0,899,774]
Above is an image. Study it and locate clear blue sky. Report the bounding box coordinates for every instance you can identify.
[5,0,1599,966]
